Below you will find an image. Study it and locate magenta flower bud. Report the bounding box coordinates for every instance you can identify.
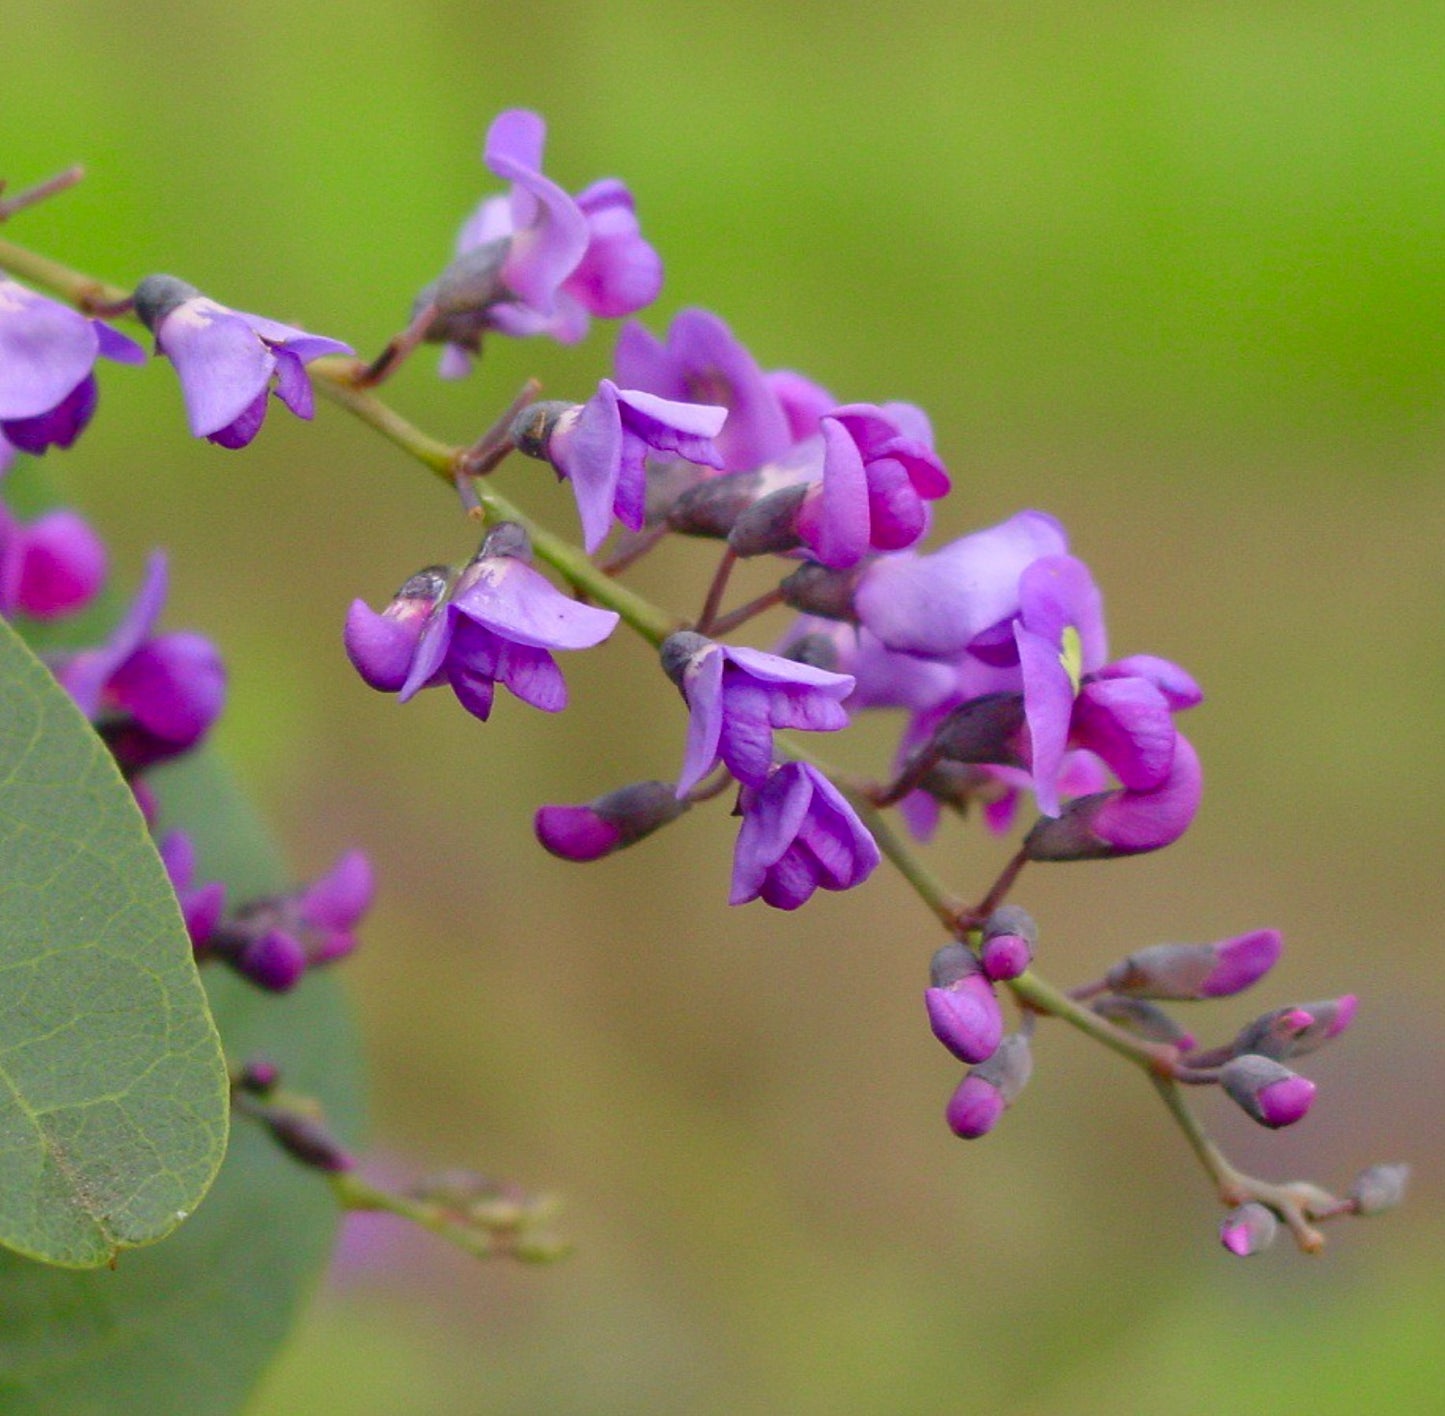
[236,930,309,993]
[1219,1202,1279,1257]
[1103,929,1282,1001]
[262,1110,355,1173]
[1091,996,1197,1051]
[236,1057,281,1094]
[344,565,449,692]
[1229,995,1357,1062]
[925,965,1003,1065]
[1024,734,1202,861]
[979,906,1037,981]
[1219,1055,1316,1129]
[157,829,226,948]
[1348,1163,1410,1216]
[945,1033,1033,1139]
[535,781,689,861]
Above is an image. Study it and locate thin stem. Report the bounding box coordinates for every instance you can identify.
[0,165,86,221]
[354,298,438,387]
[599,524,668,578]
[309,357,458,478]
[958,847,1029,932]
[457,377,540,478]
[706,585,785,638]
[0,234,129,310]
[695,547,738,635]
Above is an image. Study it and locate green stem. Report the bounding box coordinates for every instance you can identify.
[0,234,130,309]
[309,357,457,477]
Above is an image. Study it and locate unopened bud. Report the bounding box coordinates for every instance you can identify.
[667,469,773,539]
[778,560,863,621]
[1219,1054,1316,1129]
[931,693,1027,768]
[1348,1163,1409,1216]
[535,782,690,861]
[1219,1202,1278,1257]
[1103,930,1282,1001]
[979,906,1037,982]
[235,1057,281,1095]
[264,1111,354,1173]
[727,483,807,558]
[945,1033,1033,1139]
[236,930,308,993]
[1229,995,1357,1061]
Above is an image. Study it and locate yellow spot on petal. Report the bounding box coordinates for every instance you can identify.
[1060,624,1083,695]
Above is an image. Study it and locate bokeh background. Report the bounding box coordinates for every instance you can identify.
[4,3,1443,1412]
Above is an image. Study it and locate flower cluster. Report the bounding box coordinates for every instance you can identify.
[0,109,1405,1264]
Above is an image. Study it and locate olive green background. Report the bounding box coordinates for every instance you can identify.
[4,3,1442,1412]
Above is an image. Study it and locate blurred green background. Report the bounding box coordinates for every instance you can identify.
[4,2,1443,1412]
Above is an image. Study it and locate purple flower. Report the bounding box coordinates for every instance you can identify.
[52,552,226,775]
[926,944,1003,1064]
[730,761,879,910]
[346,526,619,721]
[1023,732,1204,860]
[792,404,950,568]
[0,501,107,621]
[134,275,352,449]
[535,781,689,861]
[343,566,449,693]
[945,1033,1033,1140]
[661,631,854,796]
[427,111,661,373]
[614,308,797,474]
[0,277,144,453]
[854,510,1069,659]
[158,829,227,948]
[512,382,727,552]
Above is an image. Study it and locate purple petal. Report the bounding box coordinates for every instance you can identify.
[1072,677,1176,791]
[536,804,623,861]
[804,416,869,568]
[1095,654,1203,711]
[109,631,226,744]
[1018,555,1108,671]
[1202,930,1283,998]
[0,280,98,418]
[206,392,269,449]
[722,644,855,696]
[1014,623,1075,818]
[157,299,276,437]
[234,311,352,363]
[9,508,107,620]
[564,179,663,319]
[397,603,458,701]
[438,342,474,379]
[299,850,374,931]
[270,348,314,420]
[484,109,547,182]
[677,646,726,796]
[55,551,169,716]
[716,680,777,785]
[453,556,619,650]
[556,383,625,553]
[766,370,836,442]
[94,321,147,365]
[344,599,421,692]
[2,374,98,453]
[490,639,568,712]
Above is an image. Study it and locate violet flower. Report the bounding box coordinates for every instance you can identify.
[945,1033,1033,1140]
[1102,929,1283,1000]
[52,552,226,775]
[730,761,880,910]
[792,404,950,568]
[512,381,727,553]
[346,526,619,722]
[424,111,661,373]
[0,502,106,621]
[614,308,797,474]
[660,631,855,796]
[535,781,689,862]
[0,277,145,453]
[926,944,1003,1064]
[1219,1054,1316,1129]
[854,510,1070,659]
[134,275,352,449]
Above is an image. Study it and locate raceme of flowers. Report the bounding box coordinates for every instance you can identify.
[0,105,1404,1257]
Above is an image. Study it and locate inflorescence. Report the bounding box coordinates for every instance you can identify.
[0,110,1407,1259]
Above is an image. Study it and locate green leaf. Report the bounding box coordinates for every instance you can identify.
[0,617,229,1268]
[0,750,366,1415]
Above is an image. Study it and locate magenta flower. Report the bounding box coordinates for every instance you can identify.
[661,631,855,795]
[0,277,144,453]
[346,526,619,722]
[730,762,880,910]
[1102,929,1282,1000]
[52,552,226,775]
[134,275,352,449]
[792,404,950,568]
[0,501,107,621]
[426,111,661,373]
[512,382,727,553]
[157,829,227,949]
[535,781,690,862]
[945,1033,1033,1140]
[926,945,1003,1064]
[1220,1203,1279,1257]
[1219,1054,1316,1129]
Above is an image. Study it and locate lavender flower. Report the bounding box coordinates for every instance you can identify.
[0,277,144,452]
[422,111,661,373]
[0,502,106,621]
[730,761,880,910]
[346,526,619,722]
[660,631,854,796]
[52,552,226,775]
[134,275,352,448]
[512,382,726,553]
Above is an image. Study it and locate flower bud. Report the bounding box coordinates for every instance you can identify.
[235,930,308,993]
[979,906,1037,982]
[235,1057,281,1094]
[930,693,1027,768]
[1024,734,1202,861]
[1219,1054,1316,1129]
[727,483,807,558]
[1219,1202,1278,1257]
[926,944,1002,1062]
[1103,930,1282,1001]
[1091,996,1197,1051]
[666,469,774,539]
[945,1033,1033,1139]
[263,1110,354,1173]
[535,781,689,861]
[778,560,863,621]
[1228,995,1357,1062]
[1348,1163,1410,1216]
